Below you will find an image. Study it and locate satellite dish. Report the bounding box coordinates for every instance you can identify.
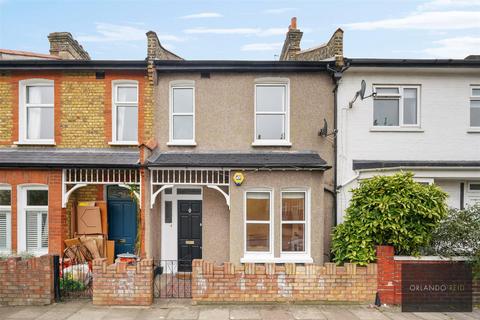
[359,80,366,99]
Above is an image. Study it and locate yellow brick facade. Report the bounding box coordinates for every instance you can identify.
[0,73,13,144]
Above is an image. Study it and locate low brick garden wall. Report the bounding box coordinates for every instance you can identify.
[92,258,153,306]
[0,255,54,306]
[191,260,377,303]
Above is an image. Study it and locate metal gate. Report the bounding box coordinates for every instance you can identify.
[153,260,192,298]
[54,246,93,300]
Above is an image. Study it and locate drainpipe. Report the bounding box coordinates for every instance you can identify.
[326,62,350,227]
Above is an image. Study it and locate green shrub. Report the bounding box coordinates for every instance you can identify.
[60,274,85,291]
[423,205,480,278]
[332,172,448,265]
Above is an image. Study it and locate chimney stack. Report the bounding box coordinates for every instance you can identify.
[48,32,90,60]
[279,17,303,61]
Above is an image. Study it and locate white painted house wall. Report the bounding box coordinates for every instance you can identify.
[337,67,480,222]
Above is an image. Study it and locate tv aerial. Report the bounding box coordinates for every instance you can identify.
[349,80,376,108]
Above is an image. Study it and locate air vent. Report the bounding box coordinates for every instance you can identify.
[200,72,210,79]
[95,71,105,79]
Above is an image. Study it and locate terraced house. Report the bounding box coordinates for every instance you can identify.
[0,23,342,270]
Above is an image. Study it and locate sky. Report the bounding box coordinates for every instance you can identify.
[1,0,480,60]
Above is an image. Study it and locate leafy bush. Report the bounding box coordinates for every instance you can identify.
[332,172,448,265]
[60,274,85,291]
[423,205,480,278]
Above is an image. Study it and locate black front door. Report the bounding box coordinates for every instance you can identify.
[177,200,202,272]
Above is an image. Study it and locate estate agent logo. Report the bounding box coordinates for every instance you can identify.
[401,263,472,312]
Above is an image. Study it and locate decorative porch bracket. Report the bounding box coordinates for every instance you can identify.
[150,168,230,209]
[62,168,141,208]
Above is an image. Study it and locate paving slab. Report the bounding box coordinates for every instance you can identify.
[289,306,326,320]
[229,307,262,320]
[320,305,360,320]
[259,308,292,320]
[198,307,230,320]
[136,307,170,319]
[101,307,143,320]
[6,306,52,319]
[347,306,390,320]
[166,307,199,319]
[64,306,109,320]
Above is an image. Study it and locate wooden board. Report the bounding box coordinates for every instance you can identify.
[106,240,115,265]
[95,201,108,235]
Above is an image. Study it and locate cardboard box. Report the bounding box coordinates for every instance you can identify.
[95,201,108,235]
[76,206,102,234]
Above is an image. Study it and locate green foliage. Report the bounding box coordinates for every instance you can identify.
[332,172,448,265]
[60,274,85,291]
[127,184,142,256]
[423,205,480,278]
[0,252,34,260]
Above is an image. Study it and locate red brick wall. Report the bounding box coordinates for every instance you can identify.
[92,258,153,306]
[376,245,479,305]
[192,260,377,303]
[0,255,54,306]
[0,169,65,255]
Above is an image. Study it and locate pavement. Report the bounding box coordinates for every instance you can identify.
[0,300,478,320]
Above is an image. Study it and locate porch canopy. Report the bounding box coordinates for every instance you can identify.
[0,148,141,208]
[147,151,329,208]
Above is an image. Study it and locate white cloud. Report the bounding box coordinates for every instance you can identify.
[77,23,183,42]
[345,11,480,30]
[423,36,480,58]
[264,8,295,14]
[183,27,291,36]
[180,12,223,19]
[418,0,480,11]
[241,42,283,51]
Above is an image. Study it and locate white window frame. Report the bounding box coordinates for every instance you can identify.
[168,80,196,146]
[372,85,421,130]
[110,80,139,145]
[468,86,480,132]
[253,78,291,146]
[242,189,274,262]
[17,185,48,256]
[280,189,311,262]
[0,185,12,254]
[17,79,55,145]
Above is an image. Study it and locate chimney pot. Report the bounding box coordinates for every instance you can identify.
[290,17,297,29]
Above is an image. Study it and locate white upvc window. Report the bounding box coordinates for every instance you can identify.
[253,79,290,146]
[169,81,195,146]
[18,79,55,144]
[17,185,48,255]
[111,81,138,144]
[469,87,480,129]
[243,190,273,261]
[0,185,12,253]
[280,190,310,259]
[373,85,420,128]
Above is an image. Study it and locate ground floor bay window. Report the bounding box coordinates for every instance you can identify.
[17,185,48,255]
[244,191,273,258]
[281,190,308,256]
[0,185,12,253]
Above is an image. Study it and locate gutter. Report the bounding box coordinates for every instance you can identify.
[0,60,148,70]
[346,58,480,68]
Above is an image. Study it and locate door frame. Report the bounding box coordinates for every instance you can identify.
[160,186,203,261]
[177,199,202,271]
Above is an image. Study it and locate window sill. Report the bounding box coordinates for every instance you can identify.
[369,127,424,133]
[241,254,313,264]
[467,128,480,133]
[252,141,292,147]
[14,141,56,146]
[167,141,197,147]
[108,141,139,146]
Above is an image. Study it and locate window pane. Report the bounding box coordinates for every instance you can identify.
[0,190,11,206]
[27,107,54,140]
[165,201,172,224]
[27,190,48,206]
[470,100,480,127]
[117,86,137,103]
[116,106,138,141]
[27,86,53,104]
[376,87,399,95]
[256,114,284,140]
[470,183,480,191]
[41,212,48,248]
[373,99,399,126]
[173,115,193,140]
[173,88,193,113]
[256,85,285,112]
[472,89,480,96]
[26,211,38,251]
[282,224,305,252]
[403,88,417,125]
[177,188,201,195]
[246,192,270,221]
[0,212,7,249]
[246,223,269,251]
[164,188,173,195]
[282,192,305,221]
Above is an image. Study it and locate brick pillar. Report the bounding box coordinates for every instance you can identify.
[376,245,395,304]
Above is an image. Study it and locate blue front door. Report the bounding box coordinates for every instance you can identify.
[107,186,137,256]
